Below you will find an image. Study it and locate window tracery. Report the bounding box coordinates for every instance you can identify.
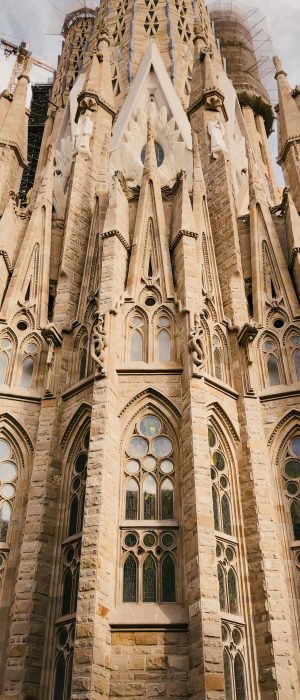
[261,338,281,386]
[222,623,247,700]
[0,438,17,544]
[20,340,39,388]
[287,333,300,381]
[144,0,159,37]
[53,427,90,700]
[208,426,247,697]
[213,334,223,380]
[129,314,145,362]
[122,413,177,603]
[282,434,300,541]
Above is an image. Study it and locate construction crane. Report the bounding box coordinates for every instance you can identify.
[0,37,55,94]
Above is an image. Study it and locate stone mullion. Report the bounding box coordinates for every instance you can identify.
[180,371,224,700]
[71,377,120,700]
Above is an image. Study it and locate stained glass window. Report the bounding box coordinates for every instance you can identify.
[291,501,300,540]
[162,554,175,602]
[214,348,222,380]
[53,653,65,700]
[143,475,156,519]
[143,555,156,602]
[223,649,233,700]
[158,329,171,362]
[0,353,8,384]
[161,478,174,519]
[0,438,17,543]
[126,478,139,519]
[79,347,87,381]
[222,494,232,535]
[212,485,220,531]
[294,350,300,381]
[218,564,226,611]
[123,555,137,602]
[228,568,239,614]
[234,653,247,700]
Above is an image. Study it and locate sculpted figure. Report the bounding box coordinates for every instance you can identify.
[188,315,205,374]
[91,314,107,374]
[207,118,228,159]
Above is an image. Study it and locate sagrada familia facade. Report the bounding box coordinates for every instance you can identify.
[0,0,300,697]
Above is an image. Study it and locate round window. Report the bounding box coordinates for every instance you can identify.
[285,459,300,479]
[17,321,28,331]
[127,436,148,458]
[140,415,161,437]
[145,296,156,307]
[273,318,284,329]
[141,141,164,167]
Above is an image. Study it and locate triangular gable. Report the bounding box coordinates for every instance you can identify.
[110,40,192,152]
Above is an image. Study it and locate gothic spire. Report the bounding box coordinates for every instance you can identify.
[274,55,300,209]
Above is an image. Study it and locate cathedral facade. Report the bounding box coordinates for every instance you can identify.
[0,1,300,698]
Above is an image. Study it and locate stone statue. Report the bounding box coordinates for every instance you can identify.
[75,114,94,156]
[207,118,228,159]
[91,314,107,375]
[188,315,205,374]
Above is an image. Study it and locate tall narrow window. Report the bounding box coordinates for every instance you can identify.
[0,438,17,544]
[282,434,300,544]
[0,349,9,384]
[289,335,300,380]
[129,316,144,361]
[122,413,177,603]
[222,624,247,700]
[157,315,172,362]
[53,428,90,700]
[294,350,300,381]
[78,335,88,381]
[123,555,137,602]
[143,555,156,602]
[20,341,38,388]
[262,340,281,386]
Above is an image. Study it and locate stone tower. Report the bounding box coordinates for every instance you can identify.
[0,0,300,698]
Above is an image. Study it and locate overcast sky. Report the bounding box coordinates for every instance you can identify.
[0,0,299,183]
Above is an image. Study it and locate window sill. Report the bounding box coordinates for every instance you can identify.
[220,612,245,625]
[109,603,188,629]
[259,383,300,401]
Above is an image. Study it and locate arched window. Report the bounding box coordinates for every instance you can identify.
[216,541,239,615]
[123,554,137,602]
[0,438,17,543]
[143,555,156,602]
[262,339,281,386]
[156,314,172,362]
[0,353,8,384]
[287,334,300,381]
[53,623,75,700]
[213,335,223,380]
[209,432,232,536]
[20,341,38,388]
[282,434,300,542]
[78,335,88,381]
[129,316,144,361]
[53,428,90,700]
[122,413,177,603]
[222,624,247,700]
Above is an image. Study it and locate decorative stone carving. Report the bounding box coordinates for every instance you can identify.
[53,135,73,216]
[208,118,228,159]
[74,114,94,156]
[91,314,107,375]
[188,314,205,375]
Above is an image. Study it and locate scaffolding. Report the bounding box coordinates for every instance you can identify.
[208,1,277,108]
[19,83,52,207]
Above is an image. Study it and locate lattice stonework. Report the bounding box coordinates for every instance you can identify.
[144,0,159,37]
[175,0,191,44]
[112,0,129,44]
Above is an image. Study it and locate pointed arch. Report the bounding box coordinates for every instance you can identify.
[60,403,92,452]
[257,330,285,388]
[119,386,181,425]
[207,402,240,445]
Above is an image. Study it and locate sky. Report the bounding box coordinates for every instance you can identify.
[0,0,299,183]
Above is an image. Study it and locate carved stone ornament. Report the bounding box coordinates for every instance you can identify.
[74,113,94,156]
[91,314,107,375]
[207,118,228,159]
[188,314,205,375]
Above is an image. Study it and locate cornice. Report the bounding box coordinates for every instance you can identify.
[169,229,198,252]
[100,229,131,252]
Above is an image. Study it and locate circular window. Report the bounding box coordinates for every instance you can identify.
[140,415,161,437]
[145,296,156,307]
[127,436,148,458]
[157,316,170,327]
[152,436,172,458]
[220,475,228,489]
[287,481,298,495]
[1,339,11,350]
[75,452,87,474]
[126,459,140,474]
[160,459,173,474]
[232,628,242,646]
[225,546,234,562]
[27,342,37,354]
[208,428,216,448]
[213,451,225,471]
[17,321,28,331]
[273,318,284,329]
[125,533,137,547]
[143,533,155,547]
[57,628,68,647]
[291,436,300,457]
[143,456,156,471]
[285,459,300,479]
[132,317,143,327]
[264,341,275,352]
[1,484,15,498]
[0,439,10,461]
[161,532,175,547]
[291,336,300,346]
[0,462,17,481]
[141,141,164,167]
